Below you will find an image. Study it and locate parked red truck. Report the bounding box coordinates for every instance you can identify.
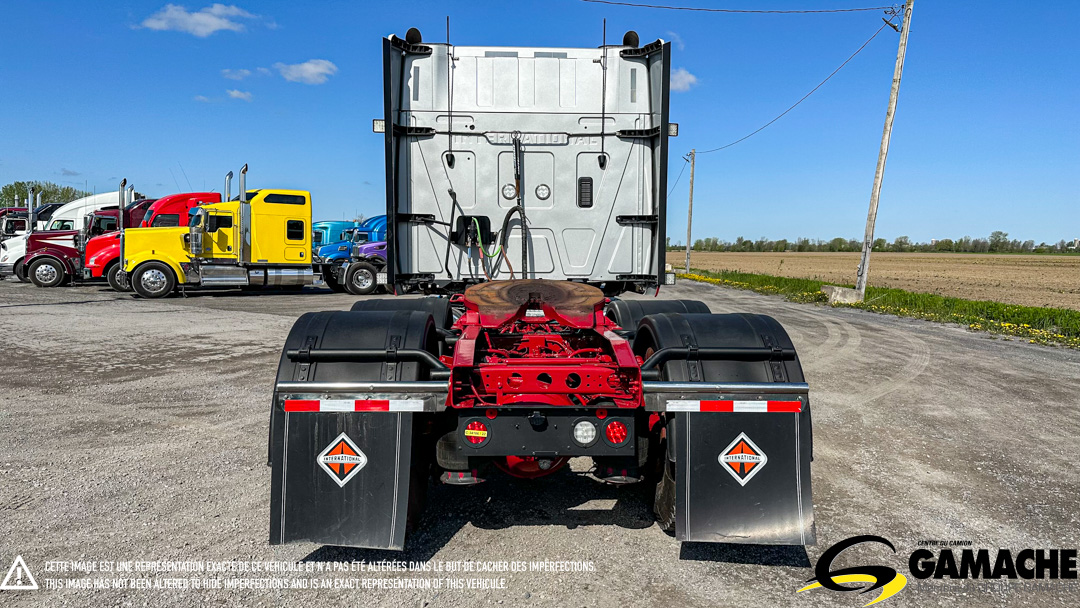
[25,198,156,288]
[83,192,219,291]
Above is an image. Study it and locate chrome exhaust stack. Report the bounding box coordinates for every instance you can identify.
[26,187,34,235]
[117,179,127,276]
[224,171,233,202]
[237,164,250,264]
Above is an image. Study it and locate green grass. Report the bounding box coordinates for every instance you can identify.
[677,268,1080,349]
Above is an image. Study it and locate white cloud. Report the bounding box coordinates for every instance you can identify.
[140,4,256,37]
[273,59,338,85]
[194,95,211,102]
[256,67,272,76]
[666,31,685,51]
[670,67,698,92]
[222,68,251,80]
[226,89,253,101]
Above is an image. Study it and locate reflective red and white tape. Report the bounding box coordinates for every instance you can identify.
[283,399,424,412]
[665,400,802,413]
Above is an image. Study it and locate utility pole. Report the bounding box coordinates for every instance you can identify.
[684,149,695,272]
[855,0,913,300]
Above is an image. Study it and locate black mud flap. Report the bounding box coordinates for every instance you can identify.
[268,309,437,550]
[636,312,815,546]
[672,410,814,545]
[270,409,415,549]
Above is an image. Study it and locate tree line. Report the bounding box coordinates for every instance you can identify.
[667,231,1078,254]
[2,181,91,206]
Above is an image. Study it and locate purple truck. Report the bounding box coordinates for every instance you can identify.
[335,231,387,295]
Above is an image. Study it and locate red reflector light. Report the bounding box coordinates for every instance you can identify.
[485,408,498,420]
[604,420,628,445]
[596,408,608,420]
[464,420,489,445]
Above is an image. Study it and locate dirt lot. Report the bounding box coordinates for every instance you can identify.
[683,251,1080,310]
[1,281,1079,607]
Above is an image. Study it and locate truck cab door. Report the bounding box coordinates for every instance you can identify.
[206,212,238,261]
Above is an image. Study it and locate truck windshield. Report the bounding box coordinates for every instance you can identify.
[151,214,181,227]
[313,232,323,245]
[352,232,369,244]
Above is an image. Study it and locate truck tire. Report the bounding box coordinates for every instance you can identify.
[28,258,66,288]
[344,261,378,296]
[131,262,176,299]
[106,263,131,292]
[14,260,29,283]
[324,267,347,293]
[633,312,810,536]
[654,452,677,533]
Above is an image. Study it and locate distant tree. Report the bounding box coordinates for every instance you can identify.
[827,237,847,252]
[692,239,704,251]
[891,236,911,252]
[773,239,789,252]
[988,231,1009,252]
[2,180,91,206]
[934,238,954,251]
[872,238,888,252]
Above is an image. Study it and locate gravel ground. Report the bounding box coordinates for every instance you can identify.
[1,279,1078,607]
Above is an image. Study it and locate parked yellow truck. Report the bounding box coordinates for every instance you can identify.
[121,165,317,298]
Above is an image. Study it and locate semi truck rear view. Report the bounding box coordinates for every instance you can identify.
[269,30,814,550]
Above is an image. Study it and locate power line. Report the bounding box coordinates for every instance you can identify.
[698,19,893,154]
[581,0,896,13]
[668,156,689,195]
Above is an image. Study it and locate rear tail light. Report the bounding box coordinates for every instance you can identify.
[604,420,628,446]
[464,420,489,445]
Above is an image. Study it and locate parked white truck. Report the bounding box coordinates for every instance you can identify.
[0,191,124,282]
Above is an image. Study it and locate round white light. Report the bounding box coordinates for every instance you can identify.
[501,183,518,200]
[535,184,551,200]
[573,421,597,445]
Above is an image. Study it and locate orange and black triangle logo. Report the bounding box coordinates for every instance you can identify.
[719,432,768,486]
[317,433,368,487]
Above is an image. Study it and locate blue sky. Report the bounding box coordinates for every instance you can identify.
[1,1,1076,243]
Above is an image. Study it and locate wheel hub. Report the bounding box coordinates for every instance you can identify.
[35,264,58,283]
[141,269,167,293]
[353,269,373,290]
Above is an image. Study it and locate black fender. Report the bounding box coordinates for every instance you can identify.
[636,312,815,545]
[351,296,454,329]
[605,298,710,332]
[269,309,437,549]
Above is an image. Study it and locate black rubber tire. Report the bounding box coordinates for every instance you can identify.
[654,453,677,533]
[324,268,347,293]
[28,258,66,288]
[106,263,131,292]
[14,260,29,283]
[344,261,378,295]
[131,262,176,299]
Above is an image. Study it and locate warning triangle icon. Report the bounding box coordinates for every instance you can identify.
[0,555,39,591]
